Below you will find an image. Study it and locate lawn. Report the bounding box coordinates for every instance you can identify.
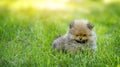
[0,0,120,67]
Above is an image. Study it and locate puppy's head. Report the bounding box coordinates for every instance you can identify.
[69,19,94,44]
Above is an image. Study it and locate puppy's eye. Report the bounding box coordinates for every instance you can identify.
[76,35,79,36]
[83,34,86,36]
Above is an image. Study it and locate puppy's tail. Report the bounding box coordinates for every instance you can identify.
[54,35,62,39]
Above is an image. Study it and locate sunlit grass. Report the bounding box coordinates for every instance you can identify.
[0,0,68,10]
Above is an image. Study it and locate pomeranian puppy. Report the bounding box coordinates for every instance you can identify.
[52,19,97,54]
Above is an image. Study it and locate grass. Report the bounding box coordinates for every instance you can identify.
[0,1,120,67]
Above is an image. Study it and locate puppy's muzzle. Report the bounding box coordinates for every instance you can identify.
[75,39,88,44]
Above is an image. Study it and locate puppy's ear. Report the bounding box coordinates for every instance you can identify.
[70,22,74,29]
[87,22,94,30]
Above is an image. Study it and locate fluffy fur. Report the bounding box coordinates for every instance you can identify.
[52,19,97,54]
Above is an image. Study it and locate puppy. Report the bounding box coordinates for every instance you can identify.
[52,19,97,54]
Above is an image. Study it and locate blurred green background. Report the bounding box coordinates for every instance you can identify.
[0,0,120,67]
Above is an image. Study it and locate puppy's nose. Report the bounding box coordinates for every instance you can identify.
[79,38,82,40]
